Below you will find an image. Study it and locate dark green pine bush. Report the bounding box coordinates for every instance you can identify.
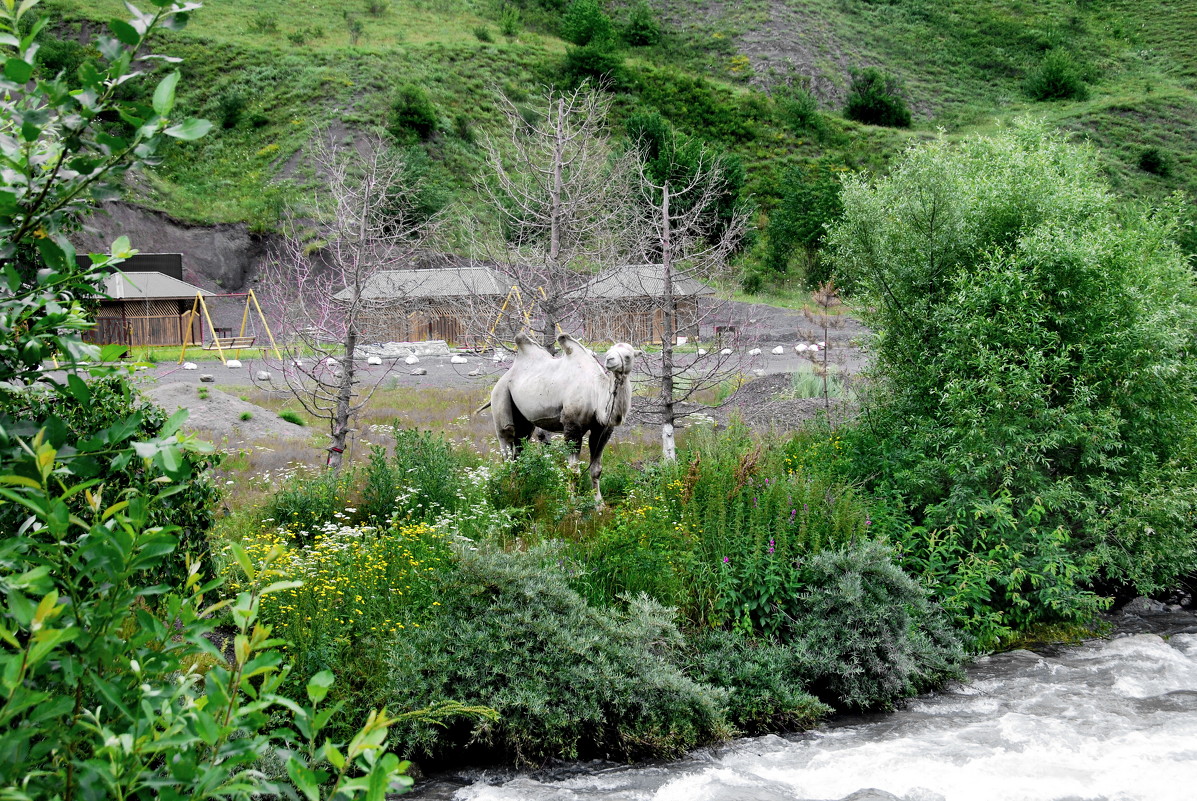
[386,548,731,765]
[843,67,911,127]
[1024,48,1090,101]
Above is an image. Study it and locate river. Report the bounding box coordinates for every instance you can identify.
[409,604,1197,801]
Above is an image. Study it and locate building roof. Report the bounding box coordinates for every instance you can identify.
[571,264,716,300]
[102,271,212,300]
[333,265,511,302]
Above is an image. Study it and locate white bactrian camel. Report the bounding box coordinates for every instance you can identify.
[480,333,638,505]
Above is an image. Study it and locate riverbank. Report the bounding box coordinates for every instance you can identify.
[405,603,1197,801]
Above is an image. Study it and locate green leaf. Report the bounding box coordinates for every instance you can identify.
[285,757,322,801]
[306,670,335,705]
[159,407,189,438]
[229,542,255,583]
[3,58,32,84]
[261,580,303,597]
[66,373,91,404]
[109,19,140,46]
[152,70,179,116]
[163,118,212,141]
[110,235,133,259]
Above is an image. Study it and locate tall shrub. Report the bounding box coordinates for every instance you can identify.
[843,67,911,127]
[828,121,1197,639]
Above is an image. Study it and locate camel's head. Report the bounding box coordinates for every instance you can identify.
[603,342,639,374]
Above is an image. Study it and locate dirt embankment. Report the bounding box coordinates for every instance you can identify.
[144,382,311,442]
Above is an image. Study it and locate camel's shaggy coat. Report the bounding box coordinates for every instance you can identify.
[484,333,636,504]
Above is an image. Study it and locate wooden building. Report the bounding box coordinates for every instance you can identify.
[336,262,510,346]
[573,264,713,344]
[80,254,213,347]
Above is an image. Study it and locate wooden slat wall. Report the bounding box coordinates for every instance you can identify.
[85,300,200,347]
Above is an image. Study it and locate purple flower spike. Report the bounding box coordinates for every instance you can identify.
[722,556,730,564]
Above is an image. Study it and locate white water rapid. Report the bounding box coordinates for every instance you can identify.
[411,608,1197,801]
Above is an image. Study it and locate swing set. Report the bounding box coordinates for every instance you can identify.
[177,289,283,364]
[486,285,561,345]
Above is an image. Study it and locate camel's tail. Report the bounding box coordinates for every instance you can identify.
[474,400,492,416]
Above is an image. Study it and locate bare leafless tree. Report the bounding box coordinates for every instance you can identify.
[257,132,438,470]
[467,86,638,350]
[625,140,750,459]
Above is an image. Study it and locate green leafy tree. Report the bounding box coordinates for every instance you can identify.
[763,160,845,285]
[828,121,1197,643]
[0,1,415,796]
[387,83,438,144]
[560,0,613,46]
[622,2,661,46]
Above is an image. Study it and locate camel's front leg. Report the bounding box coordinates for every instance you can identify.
[587,426,614,507]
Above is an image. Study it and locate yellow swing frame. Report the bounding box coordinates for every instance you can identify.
[178,289,283,364]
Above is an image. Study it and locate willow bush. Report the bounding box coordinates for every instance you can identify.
[829,120,1197,644]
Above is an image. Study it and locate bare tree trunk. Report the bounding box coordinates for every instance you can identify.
[328,324,357,472]
[660,182,677,460]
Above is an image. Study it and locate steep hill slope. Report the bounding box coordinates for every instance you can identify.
[44,0,1197,267]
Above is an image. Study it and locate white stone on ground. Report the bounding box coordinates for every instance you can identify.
[749,347,762,356]
[226,359,242,368]
[256,371,271,381]
[468,369,481,377]
[367,355,383,366]
[771,345,784,355]
[753,368,766,377]
[796,344,808,352]
[293,359,304,367]
[720,348,733,356]
[182,362,197,370]
[697,348,708,356]
[404,354,420,365]
[451,354,468,364]
[411,367,427,376]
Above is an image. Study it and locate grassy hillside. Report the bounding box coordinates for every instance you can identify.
[43,0,1197,256]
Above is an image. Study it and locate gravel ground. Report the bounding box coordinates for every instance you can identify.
[127,305,873,441]
[143,382,312,441]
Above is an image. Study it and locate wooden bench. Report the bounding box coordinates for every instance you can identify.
[202,336,257,351]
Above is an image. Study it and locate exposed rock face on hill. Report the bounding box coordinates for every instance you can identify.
[76,202,274,294]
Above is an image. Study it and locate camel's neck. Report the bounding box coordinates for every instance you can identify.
[602,370,632,427]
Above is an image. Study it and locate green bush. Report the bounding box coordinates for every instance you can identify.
[387,83,439,143]
[1024,48,1090,101]
[261,468,353,540]
[783,543,965,710]
[560,0,614,46]
[684,629,830,734]
[360,427,473,527]
[1138,145,1171,176]
[777,83,821,133]
[622,2,661,46]
[486,439,578,523]
[843,67,911,128]
[386,548,731,765]
[216,88,248,128]
[473,25,493,42]
[562,40,627,89]
[249,10,279,33]
[499,6,521,37]
[0,376,221,586]
[828,121,1197,634]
